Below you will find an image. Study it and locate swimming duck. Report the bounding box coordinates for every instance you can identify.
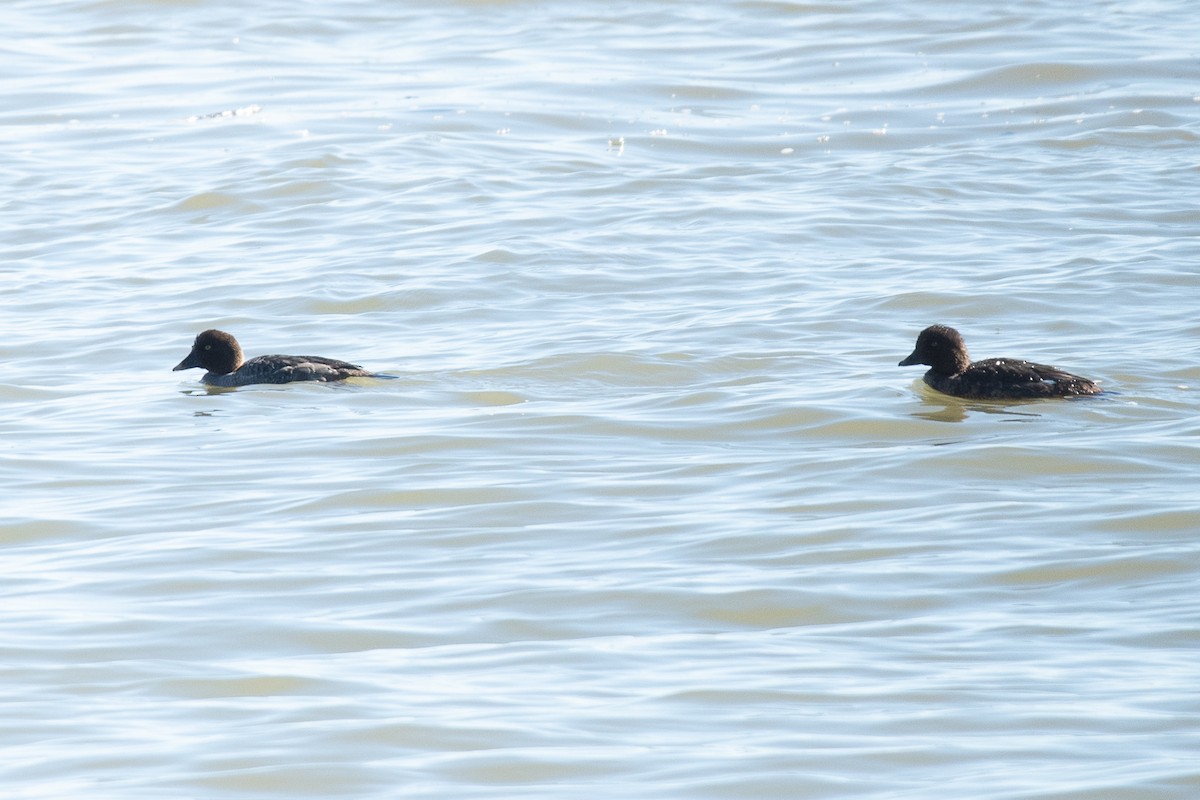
[898,324,1101,400]
[174,329,377,387]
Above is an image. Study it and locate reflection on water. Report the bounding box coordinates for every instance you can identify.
[905,387,1091,423]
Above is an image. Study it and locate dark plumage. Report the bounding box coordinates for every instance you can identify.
[173,329,376,387]
[898,324,1101,400]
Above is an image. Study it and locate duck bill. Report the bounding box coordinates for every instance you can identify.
[173,350,203,371]
[898,350,922,367]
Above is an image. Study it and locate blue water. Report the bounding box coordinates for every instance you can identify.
[2,1,1199,797]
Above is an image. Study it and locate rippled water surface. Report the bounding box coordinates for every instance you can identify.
[3,0,1200,797]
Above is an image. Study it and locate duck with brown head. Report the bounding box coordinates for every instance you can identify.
[899,324,1101,400]
[174,329,378,387]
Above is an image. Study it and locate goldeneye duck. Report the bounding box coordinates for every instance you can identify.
[898,324,1101,400]
[173,329,376,387]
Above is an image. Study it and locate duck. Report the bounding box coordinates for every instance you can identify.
[173,329,377,387]
[898,324,1101,400]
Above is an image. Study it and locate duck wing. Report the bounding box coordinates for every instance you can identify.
[239,354,370,384]
[966,358,1099,398]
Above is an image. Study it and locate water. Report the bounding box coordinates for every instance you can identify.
[3,0,1199,797]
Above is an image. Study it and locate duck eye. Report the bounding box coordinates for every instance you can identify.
[204,345,211,351]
